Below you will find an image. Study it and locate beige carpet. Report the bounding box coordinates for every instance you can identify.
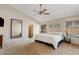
[0,39,79,55]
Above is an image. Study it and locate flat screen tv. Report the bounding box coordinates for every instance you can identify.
[0,17,4,27]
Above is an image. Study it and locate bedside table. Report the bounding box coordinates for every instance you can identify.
[64,36,71,43]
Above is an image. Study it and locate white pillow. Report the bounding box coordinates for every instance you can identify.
[48,32,63,35]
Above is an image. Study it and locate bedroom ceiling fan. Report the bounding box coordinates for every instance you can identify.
[33,4,50,15]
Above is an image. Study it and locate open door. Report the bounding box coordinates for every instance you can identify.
[28,24,33,38]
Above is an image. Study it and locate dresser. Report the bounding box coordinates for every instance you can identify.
[0,35,3,48]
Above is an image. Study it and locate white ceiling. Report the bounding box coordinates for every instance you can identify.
[10,4,79,22]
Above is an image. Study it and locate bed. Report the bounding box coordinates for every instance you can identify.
[35,32,64,49]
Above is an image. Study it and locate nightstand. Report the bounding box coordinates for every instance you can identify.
[64,36,71,43]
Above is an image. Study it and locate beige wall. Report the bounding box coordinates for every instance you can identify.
[0,5,40,43]
[41,15,79,34]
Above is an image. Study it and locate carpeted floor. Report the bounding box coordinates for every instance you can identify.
[0,39,79,55]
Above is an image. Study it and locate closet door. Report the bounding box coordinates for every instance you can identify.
[29,24,33,38]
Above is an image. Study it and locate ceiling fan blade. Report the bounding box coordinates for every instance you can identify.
[43,13,50,15]
[33,10,38,12]
[41,9,47,13]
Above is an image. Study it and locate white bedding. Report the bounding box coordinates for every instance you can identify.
[35,32,63,49]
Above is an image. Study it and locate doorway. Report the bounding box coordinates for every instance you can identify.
[28,24,33,38]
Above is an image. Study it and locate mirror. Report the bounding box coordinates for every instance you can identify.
[11,19,22,38]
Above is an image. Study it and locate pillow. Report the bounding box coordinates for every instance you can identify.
[48,32,63,35]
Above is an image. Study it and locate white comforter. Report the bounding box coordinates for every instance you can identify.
[35,33,63,49]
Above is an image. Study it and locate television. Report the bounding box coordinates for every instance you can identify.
[0,17,4,27]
